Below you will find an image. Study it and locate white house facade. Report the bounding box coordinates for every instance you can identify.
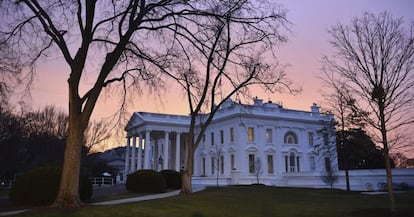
[124,97,342,187]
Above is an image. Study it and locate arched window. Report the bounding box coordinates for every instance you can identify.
[284,131,298,144]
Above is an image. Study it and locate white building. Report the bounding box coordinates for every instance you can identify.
[125,97,340,187]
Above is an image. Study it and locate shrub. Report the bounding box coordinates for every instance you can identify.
[126,170,166,193]
[159,170,182,189]
[9,167,93,206]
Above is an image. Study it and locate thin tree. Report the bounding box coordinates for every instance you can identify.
[163,1,298,194]
[211,143,224,187]
[316,120,339,190]
[322,11,414,212]
[254,157,263,184]
[0,0,251,207]
[319,71,368,191]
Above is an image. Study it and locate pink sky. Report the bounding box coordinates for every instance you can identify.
[27,0,414,153]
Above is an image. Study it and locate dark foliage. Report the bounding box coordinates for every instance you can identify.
[126,170,166,193]
[337,128,394,170]
[8,167,92,205]
[159,170,182,189]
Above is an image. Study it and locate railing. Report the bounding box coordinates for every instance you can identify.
[88,177,114,188]
[0,180,13,189]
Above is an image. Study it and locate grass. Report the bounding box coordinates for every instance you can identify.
[5,185,414,217]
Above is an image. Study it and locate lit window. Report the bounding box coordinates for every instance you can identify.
[220,130,224,144]
[266,128,273,143]
[267,155,274,174]
[249,154,255,173]
[230,128,234,143]
[248,127,254,142]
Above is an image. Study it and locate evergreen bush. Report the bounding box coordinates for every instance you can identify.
[159,170,182,189]
[126,169,166,193]
[9,167,92,205]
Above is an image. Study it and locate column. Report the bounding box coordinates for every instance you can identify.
[175,132,181,171]
[163,131,170,170]
[124,137,130,177]
[144,131,151,169]
[131,136,137,172]
[137,134,143,170]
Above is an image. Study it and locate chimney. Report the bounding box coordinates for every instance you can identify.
[311,103,320,116]
[253,96,263,106]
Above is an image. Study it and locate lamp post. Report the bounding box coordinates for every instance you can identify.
[158,155,163,171]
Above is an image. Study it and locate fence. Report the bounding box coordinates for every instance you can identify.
[0,180,13,189]
[88,177,114,188]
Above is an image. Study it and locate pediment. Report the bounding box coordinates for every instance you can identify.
[125,112,146,131]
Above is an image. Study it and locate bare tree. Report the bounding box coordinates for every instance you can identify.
[84,120,111,154]
[316,120,339,190]
[1,0,261,207]
[319,71,369,191]
[254,157,263,184]
[322,11,414,212]
[161,1,298,194]
[211,143,224,187]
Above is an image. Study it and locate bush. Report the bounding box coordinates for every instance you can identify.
[159,170,182,189]
[9,167,93,206]
[126,170,166,193]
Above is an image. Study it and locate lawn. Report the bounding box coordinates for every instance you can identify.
[7,185,414,217]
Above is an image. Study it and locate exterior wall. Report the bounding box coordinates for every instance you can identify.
[126,98,414,191]
[193,99,336,185]
[192,169,414,191]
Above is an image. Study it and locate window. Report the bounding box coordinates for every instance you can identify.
[325,157,331,172]
[284,132,297,144]
[230,154,235,170]
[202,157,206,175]
[289,153,296,172]
[249,154,255,173]
[285,152,300,172]
[308,132,314,147]
[267,155,274,174]
[202,134,206,148]
[266,128,273,143]
[248,127,254,142]
[323,133,329,146]
[211,132,214,146]
[220,155,224,174]
[230,128,234,143]
[220,130,224,144]
[211,157,215,175]
[310,156,315,171]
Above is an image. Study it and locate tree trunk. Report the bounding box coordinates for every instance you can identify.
[52,112,84,207]
[181,143,194,195]
[379,102,395,213]
[52,72,88,207]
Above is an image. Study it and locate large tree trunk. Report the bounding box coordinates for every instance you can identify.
[52,73,88,207]
[181,143,194,195]
[52,110,85,207]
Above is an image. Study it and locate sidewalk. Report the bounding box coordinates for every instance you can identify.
[91,185,205,206]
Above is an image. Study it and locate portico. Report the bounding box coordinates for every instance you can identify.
[124,112,189,179]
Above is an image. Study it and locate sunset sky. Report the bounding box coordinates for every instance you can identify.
[26,0,414,151]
